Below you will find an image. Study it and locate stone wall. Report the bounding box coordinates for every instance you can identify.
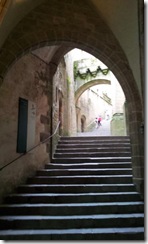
[0,53,51,202]
[52,58,69,154]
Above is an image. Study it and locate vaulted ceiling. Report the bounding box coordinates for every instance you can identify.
[0,0,143,100]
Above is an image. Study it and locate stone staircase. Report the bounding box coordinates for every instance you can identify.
[0,136,144,240]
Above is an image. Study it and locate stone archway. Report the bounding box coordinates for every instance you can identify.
[0,0,143,195]
[75,79,111,104]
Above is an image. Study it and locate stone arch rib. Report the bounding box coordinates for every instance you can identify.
[75,79,111,104]
[0,0,142,106]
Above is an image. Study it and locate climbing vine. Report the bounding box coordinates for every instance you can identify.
[67,76,71,92]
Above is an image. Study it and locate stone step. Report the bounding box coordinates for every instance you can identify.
[4,192,141,204]
[54,152,131,158]
[56,141,131,150]
[16,183,137,194]
[58,139,130,142]
[57,140,130,147]
[56,147,131,152]
[0,227,144,240]
[26,175,133,184]
[36,168,132,176]
[46,162,132,169]
[0,213,144,230]
[58,142,130,147]
[0,135,144,241]
[57,141,130,145]
[52,157,131,163]
[60,136,130,141]
[0,202,144,216]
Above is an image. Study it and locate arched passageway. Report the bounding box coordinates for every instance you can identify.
[0,0,143,198]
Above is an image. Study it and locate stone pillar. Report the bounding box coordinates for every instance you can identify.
[124,101,129,135]
[128,101,144,199]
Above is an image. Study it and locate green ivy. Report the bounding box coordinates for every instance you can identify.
[74,66,109,80]
[67,76,71,91]
[73,61,79,79]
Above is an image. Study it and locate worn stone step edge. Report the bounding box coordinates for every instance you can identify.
[56,149,131,153]
[0,227,144,238]
[58,143,131,147]
[47,162,132,167]
[26,175,133,184]
[58,140,130,143]
[5,191,140,198]
[0,233,144,241]
[37,168,132,172]
[0,201,144,216]
[4,192,141,204]
[0,201,144,208]
[0,215,144,230]
[0,213,144,220]
[17,183,136,188]
[60,136,130,141]
[46,162,132,169]
[28,175,133,179]
[36,169,132,176]
[52,157,131,162]
[0,214,144,230]
[54,153,131,158]
[16,183,136,194]
[58,143,130,147]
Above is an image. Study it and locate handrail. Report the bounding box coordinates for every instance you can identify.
[0,121,60,171]
[86,119,96,129]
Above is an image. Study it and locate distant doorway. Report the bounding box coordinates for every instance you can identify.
[81,115,86,132]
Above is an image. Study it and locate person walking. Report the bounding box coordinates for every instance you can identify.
[98,115,102,127]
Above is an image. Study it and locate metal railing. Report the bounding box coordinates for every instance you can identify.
[0,121,60,171]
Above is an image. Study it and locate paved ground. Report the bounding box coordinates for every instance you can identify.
[77,119,111,137]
